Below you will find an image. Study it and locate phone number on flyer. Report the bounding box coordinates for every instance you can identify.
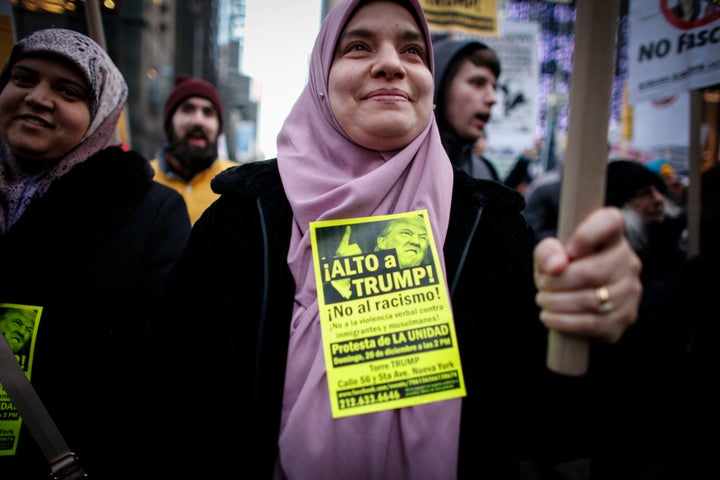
[336,370,461,410]
[338,390,402,409]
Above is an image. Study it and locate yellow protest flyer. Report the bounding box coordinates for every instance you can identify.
[310,209,466,418]
[0,303,43,456]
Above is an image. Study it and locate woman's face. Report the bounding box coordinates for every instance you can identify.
[0,55,91,163]
[329,0,433,151]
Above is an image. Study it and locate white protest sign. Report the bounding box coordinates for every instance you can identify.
[628,0,720,104]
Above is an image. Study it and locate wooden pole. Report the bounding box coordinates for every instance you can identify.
[84,0,131,150]
[546,0,620,376]
[85,0,107,50]
[686,90,703,258]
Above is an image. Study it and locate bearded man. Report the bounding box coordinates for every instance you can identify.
[151,74,236,224]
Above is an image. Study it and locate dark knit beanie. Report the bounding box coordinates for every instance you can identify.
[605,160,667,207]
[163,74,224,134]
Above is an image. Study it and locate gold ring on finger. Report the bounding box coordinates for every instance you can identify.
[594,286,614,314]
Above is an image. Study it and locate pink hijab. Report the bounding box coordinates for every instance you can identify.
[275,0,460,478]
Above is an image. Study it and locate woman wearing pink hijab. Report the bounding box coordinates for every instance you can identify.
[145,0,643,478]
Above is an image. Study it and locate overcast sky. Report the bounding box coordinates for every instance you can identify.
[243,0,323,160]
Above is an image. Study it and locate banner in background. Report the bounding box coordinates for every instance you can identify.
[633,92,690,148]
[475,20,540,178]
[421,0,499,36]
[628,0,720,104]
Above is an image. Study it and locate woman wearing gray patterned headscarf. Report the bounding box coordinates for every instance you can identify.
[0,28,129,232]
[0,29,190,479]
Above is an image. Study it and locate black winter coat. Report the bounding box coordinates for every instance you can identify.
[0,147,191,480]
[144,159,635,479]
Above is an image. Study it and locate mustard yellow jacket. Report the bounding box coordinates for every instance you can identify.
[150,155,236,224]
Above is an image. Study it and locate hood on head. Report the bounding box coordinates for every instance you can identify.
[431,39,492,133]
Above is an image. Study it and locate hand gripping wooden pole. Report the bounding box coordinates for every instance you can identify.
[546,0,620,376]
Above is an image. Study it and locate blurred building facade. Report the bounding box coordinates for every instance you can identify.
[9,0,258,163]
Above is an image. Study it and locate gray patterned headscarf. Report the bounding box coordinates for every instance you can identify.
[0,28,128,234]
